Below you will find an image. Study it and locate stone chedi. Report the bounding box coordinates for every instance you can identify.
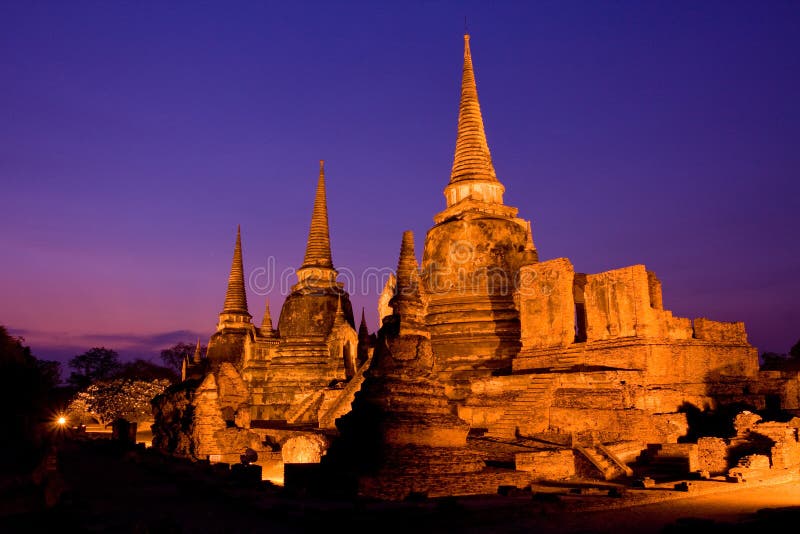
[262,160,359,420]
[323,231,512,500]
[420,34,537,399]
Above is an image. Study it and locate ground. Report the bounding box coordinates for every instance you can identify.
[2,434,800,533]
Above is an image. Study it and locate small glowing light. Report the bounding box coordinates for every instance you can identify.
[57,416,66,426]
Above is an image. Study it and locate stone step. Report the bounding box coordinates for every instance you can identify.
[485,376,556,438]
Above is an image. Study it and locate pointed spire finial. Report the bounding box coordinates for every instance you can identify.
[193,338,202,364]
[358,307,369,338]
[332,293,348,327]
[521,220,539,265]
[525,221,534,249]
[388,231,427,336]
[450,33,497,185]
[260,298,273,332]
[391,231,422,308]
[222,225,249,315]
[301,160,333,269]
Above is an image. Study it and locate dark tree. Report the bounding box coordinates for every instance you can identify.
[791,338,800,360]
[68,347,121,389]
[36,359,62,389]
[113,358,178,383]
[160,342,205,374]
[0,326,60,472]
[761,351,788,370]
[760,338,800,371]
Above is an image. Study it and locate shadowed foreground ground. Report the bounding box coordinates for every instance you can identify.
[2,437,800,533]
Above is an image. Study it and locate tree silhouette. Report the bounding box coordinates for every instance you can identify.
[760,337,800,371]
[113,358,178,383]
[160,342,205,374]
[791,338,800,360]
[68,347,121,389]
[1,326,63,472]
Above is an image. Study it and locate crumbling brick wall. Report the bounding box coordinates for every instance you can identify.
[696,437,729,475]
[693,318,748,344]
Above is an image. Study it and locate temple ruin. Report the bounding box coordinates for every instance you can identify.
[151,34,800,499]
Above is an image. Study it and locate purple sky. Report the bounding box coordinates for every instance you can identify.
[1,1,798,366]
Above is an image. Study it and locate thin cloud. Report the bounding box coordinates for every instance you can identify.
[5,327,206,363]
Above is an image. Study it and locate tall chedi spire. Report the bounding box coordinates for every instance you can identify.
[218,225,251,328]
[441,34,507,212]
[389,231,427,337]
[296,160,338,287]
[223,225,249,313]
[302,160,333,269]
[451,34,497,184]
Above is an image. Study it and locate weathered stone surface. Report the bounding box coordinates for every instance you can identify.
[276,291,354,339]
[151,379,199,458]
[516,258,575,350]
[206,330,250,370]
[546,408,688,445]
[694,317,748,344]
[282,434,328,464]
[151,363,266,464]
[377,273,395,326]
[734,411,763,436]
[423,216,529,383]
[727,454,772,481]
[696,437,729,475]
[515,449,575,480]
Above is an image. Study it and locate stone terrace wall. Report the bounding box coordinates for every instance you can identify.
[584,265,693,342]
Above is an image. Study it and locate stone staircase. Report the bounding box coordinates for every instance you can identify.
[552,351,582,369]
[284,390,326,424]
[574,443,634,481]
[485,376,554,439]
[317,357,372,429]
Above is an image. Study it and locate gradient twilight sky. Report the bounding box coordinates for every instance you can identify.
[1,1,798,365]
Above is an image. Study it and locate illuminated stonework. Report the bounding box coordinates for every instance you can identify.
[151,34,800,500]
